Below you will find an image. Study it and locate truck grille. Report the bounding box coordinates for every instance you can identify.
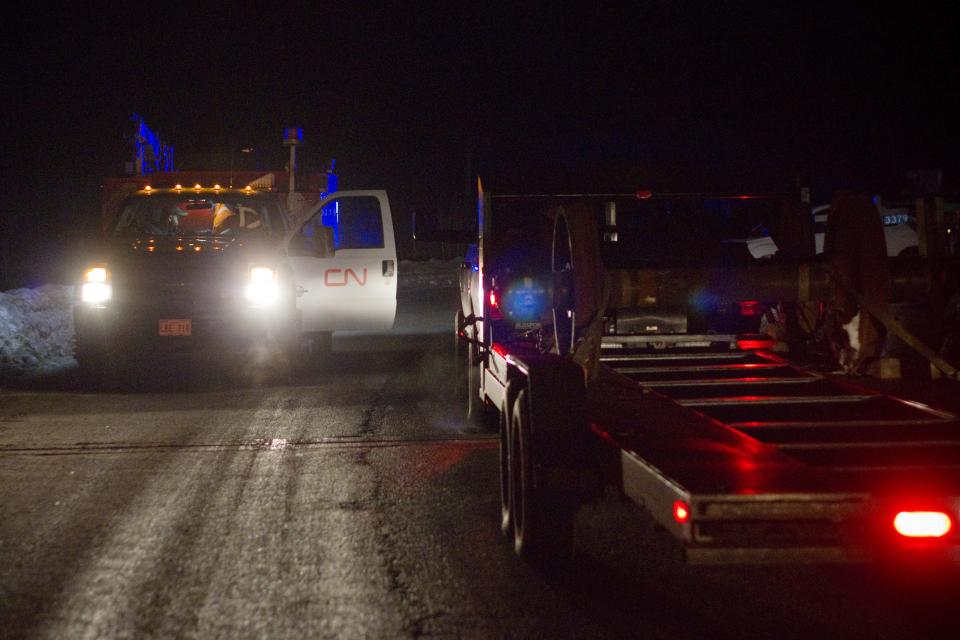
[115,281,239,315]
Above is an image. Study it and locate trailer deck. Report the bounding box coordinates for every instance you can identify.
[592,339,960,563]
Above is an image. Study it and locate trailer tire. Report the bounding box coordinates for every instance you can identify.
[510,389,577,566]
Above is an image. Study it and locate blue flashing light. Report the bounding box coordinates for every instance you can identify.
[283,127,303,146]
[321,201,339,245]
[326,168,338,195]
[132,115,174,175]
[502,277,549,323]
[318,161,338,200]
[688,287,725,313]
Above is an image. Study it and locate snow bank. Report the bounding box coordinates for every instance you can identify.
[0,284,75,376]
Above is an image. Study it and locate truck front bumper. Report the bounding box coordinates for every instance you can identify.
[74,303,295,362]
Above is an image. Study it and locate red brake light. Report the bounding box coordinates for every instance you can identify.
[893,511,953,538]
[738,300,762,316]
[635,190,653,200]
[673,500,690,523]
[487,289,503,320]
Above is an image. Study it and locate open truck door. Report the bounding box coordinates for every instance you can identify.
[286,190,397,332]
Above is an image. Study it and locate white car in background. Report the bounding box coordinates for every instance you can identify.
[742,203,918,259]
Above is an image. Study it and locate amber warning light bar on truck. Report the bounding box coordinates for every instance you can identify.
[138,184,260,195]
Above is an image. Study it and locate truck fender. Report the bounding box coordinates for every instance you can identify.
[506,353,595,484]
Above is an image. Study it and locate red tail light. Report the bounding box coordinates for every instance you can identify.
[487,289,503,320]
[673,500,690,523]
[738,300,762,316]
[893,511,953,538]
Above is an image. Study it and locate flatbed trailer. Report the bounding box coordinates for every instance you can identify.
[463,184,960,566]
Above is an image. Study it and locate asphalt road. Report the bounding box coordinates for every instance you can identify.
[3,286,960,639]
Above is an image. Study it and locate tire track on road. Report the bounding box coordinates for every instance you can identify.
[34,392,292,639]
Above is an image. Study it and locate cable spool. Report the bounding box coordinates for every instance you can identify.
[550,202,603,356]
[823,192,890,372]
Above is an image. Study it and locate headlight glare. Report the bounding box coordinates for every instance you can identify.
[81,265,112,305]
[81,282,112,304]
[245,266,278,306]
[249,266,276,284]
[84,266,108,283]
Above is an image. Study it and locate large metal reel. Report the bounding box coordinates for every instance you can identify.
[822,192,890,372]
[551,203,603,356]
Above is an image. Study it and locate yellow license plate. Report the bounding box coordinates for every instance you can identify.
[158,319,192,336]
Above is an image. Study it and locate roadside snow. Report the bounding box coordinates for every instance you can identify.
[0,259,460,377]
[0,285,75,376]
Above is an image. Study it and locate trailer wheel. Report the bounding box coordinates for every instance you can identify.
[510,389,576,565]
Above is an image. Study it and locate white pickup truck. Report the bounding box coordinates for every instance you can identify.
[742,203,918,259]
[74,185,397,378]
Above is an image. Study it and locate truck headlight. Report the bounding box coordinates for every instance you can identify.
[81,265,112,305]
[245,266,278,306]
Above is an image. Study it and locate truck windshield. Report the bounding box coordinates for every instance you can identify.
[113,194,284,237]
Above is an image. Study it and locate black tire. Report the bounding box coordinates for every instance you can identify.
[75,349,118,390]
[312,331,333,354]
[499,402,513,538]
[898,246,921,258]
[240,342,292,388]
[510,389,577,566]
[296,331,332,371]
[454,310,470,403]
[456,311,497,432]
[464,342,488,427]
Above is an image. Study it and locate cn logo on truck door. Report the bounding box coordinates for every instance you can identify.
[285,191,397,332]
[324,268,367,287]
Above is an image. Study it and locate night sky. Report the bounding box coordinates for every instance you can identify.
[1,2,957,287]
